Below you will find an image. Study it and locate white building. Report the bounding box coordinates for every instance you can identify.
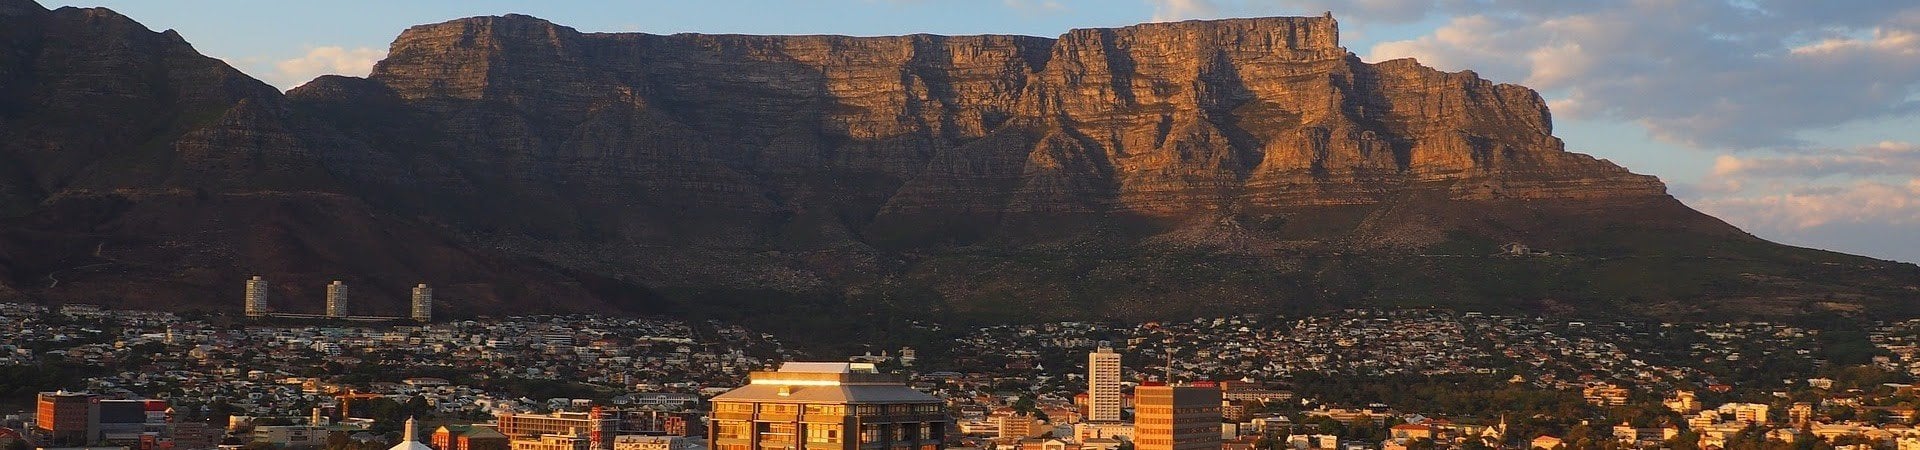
[1088,343,1123,422]
[1717,403,1769,424]
[326,281,349,318]
[245,276,270,317]
[411,284,433,322]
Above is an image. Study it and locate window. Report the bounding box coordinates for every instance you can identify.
[860,425,882,444]
[717,403,755,414]
[716,421,752,440]
[760,423,797,444]
[761,404,799,416]
[806,425,843,444]
[804,405,845,416]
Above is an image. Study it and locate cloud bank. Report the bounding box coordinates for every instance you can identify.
[267,46,385,90]
[1363,1,1920,150]
[1149,0,1219,22]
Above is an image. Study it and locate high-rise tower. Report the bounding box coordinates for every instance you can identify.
[325,281,349,318]
[244,276,270,317]
[1133,383,1221,450]
[411,284,433,322]
[1088,343,1123,422]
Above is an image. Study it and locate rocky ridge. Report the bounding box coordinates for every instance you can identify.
[1,2,1914,329]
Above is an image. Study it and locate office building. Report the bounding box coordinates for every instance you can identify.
[1718,403,1769,424]
[497,410,616,450]
[991,412,1043,439]
[169,422,217,450]
[1088,344,1123,422]
[1582,384,1629,407]
[613,435,693,450]
[614,409,695,436]
[1217,382,1292,403]
[37,391,99,446]
[512,432,592,450]
[708,362,947,450]
[326,280,349,318]
[411,284,433,322]
[244,276,271,317]
[436,425,511,450]
[1133,383,1220,450]
[1074,422,1134,443]
[1790,402,1814,427]
[253,425,331,446]
[95,399,165,444]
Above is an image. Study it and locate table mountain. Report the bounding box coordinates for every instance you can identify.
[2,1,1914,329]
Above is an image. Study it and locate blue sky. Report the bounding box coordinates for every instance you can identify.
[46,0,1920,263]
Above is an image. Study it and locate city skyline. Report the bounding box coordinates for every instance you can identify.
[11,303,1920,449]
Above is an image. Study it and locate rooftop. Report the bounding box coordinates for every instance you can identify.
[778,362,876,374]
[712,361,940,405]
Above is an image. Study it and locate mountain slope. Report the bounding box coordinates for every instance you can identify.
[1,2,1914,327]
[0,1,662,316]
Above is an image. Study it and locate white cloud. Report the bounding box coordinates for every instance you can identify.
[269,46,386,90]
[1692,179,1920,231]
[1685,141,1920,261]
[1281,0,1436,24]
[1148,0,1219,22]
[1791,28,1920,56]
[1004,0,1068,15]
[1711,142,1920,178]
[1362,1,1920,150]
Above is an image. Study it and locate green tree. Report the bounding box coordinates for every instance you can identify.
[1012,396,1036,415]
[1666,430,1700,450]
[208,400,236,426]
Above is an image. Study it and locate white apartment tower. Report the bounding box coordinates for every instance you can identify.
[1089,343,1123,422]
[325,281,349,318]
[244,276,270,317]
[410,284,432,322]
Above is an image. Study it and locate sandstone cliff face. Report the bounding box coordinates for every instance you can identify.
[357,15,1663,227]
[2,2,1914,325]
[336,14,1673,261]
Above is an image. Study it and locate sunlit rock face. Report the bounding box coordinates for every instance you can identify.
[4,3,1913,323]
[364,14,1662,221]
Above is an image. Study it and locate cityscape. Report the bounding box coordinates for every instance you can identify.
[5,1,1920,450]
[7,303,1920,449]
